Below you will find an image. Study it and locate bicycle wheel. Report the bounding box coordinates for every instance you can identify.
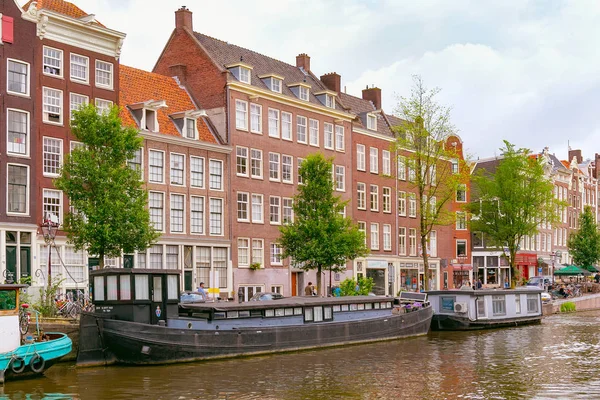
[19,313,29,335]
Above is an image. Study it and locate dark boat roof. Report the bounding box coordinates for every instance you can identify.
[427,288,544,296]
[181,296,394,312]
[90,268,181,276]
[0,284,28,290]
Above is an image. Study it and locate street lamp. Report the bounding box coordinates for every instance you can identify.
[40,214,60,289]
[552,250,562,285]
[457,254,467,287]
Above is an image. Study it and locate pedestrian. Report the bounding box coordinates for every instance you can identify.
[595,273,600,284]
[198,282,207,298]
[237,287,244,303]
[333,286,342,297]
[477,279,483,289]
[304,282,314,296]
[355,282,360,294]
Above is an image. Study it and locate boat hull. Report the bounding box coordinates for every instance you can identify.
[78,306,433,365]
[431,314,543,331]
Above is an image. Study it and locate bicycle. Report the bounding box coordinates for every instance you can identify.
[19,303,31,335]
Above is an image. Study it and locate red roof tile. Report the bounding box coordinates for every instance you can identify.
[23,0,105,27]
[119,65,217,144]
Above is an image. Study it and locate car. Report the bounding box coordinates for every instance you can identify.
[541,292,552,303]
[180,291,207,304]
[249,292,285,301]
[527,276,552,287]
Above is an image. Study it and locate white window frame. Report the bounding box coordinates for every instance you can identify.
[398,156,406,180]
[357,144,366,171]
[7,108,30,157]
[335,165,345,192]
[370,147,378,174]
[358,222,367,246]
[209,198,224,236]
[239,67,251,84]
[95,60,114,89]
[367,114,377,130]
[269,152,280,182]
[42,87,63,125]
[149,191,165,232]
[281,112,292,141]
[271,78,282,93]
[170,153,185,186]
[324,123,334,150]
[283,198,294,224]
[399,227,406,255]
[43,188,63,224]
[237,192,249,222]
[148,150,165,183]
[383,224,392,251]
[398,191,406,216]
[70,93,89,120]
[299,86,309,101]
[309,119,319,147]
[70,53,89,84]
[185,118,197,139]
[251,194,264,223]
[7,58,30,97]
[382,150,391,176]
[408,193,416,217]
[6,163,30,216]
[236,146,249,177]
[456,212,467,230]
[252,239,264,266]
[357,183,366,210]
[456,184,467,202]
[335,125,345,151]
[325,94,335,109]
[297,115,307,144]
[170,193,185,233]
[269,196,281,225]
[251,149,263,179]
[270,243,283,265]
[429,231,437,257]
[370,185,379,212]
[268,108,280,138]
[209,159,223,190]
[282,155,293,184]
[238,238,250,266]
[190,195,205,235]
[409,228,417,256]
[236,99,248,131]
[43,46,63,78]
[95,98,113,116]
[370,223,379,250]
[42,136,63,177]
[382,187,391,213]
[250,103,262,134]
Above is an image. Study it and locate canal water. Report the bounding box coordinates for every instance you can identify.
[2,311,600,400]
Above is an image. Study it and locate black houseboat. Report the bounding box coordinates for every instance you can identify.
[78,269,433,366]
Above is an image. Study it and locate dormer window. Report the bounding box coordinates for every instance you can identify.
[239,67,250,84]
[185,118,196,139]
[259,74,284,94]
[367,114,377,130]
[145,109,157,132]
[299,86,309,101]
[127,100,167,133]
[326,94,335,108]
[314,90,337,109]
[226,62,254,85]
[272,78,282,93]
[169,109,207,140]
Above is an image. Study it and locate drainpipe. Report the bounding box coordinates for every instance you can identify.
[226,85,234,297]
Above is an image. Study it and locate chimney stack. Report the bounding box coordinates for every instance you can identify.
[296,53,310,72]
[362,86,382,110]
[320,72,341,93]
[175,6,193,31]
[568,149,583,164]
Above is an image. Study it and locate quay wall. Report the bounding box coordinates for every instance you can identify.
[38,319,80,361]
[545,293,600,315]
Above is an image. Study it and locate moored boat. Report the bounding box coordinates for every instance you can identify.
[0,284,72,384]
[77,269,433,366]
[427,288,544,331]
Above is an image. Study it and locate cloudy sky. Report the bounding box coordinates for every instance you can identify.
[23,0,600,160]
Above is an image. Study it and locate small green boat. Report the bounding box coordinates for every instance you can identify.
[0,284,72,384]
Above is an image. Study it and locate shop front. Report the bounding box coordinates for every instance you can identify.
[515,252,538,282]
[398,261,439,292]
[473,253,511,287]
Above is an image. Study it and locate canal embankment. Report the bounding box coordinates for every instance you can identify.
[543,292,600,315]
[36,318,79,361]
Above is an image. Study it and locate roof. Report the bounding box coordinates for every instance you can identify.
[193,33,350,113]
[23,0,105,27]
[338,92,394,137]
[119,65,217,144]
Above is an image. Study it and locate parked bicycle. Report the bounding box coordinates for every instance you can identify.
[19,303,31,335]
[55,290,93,318]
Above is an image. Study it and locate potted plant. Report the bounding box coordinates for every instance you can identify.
[249,262,261,271]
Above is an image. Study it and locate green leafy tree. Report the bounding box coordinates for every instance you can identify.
[568,205,600,269]
[279,153,368,296]
[339,277,374,296]
[468,141,564,287]
[55,104,159,268]
[392,75,468,290]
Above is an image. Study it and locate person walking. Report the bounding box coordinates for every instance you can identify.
[237,287,244,303]
[304,282,314,296]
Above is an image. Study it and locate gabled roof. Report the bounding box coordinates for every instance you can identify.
[23,0,105,27]
[193,33,350,113]
[119,65,217,144]
[338,92,393,137]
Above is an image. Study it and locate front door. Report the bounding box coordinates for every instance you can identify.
[291,272,298,297]
[367,269,385,295]
[151,276,166,324]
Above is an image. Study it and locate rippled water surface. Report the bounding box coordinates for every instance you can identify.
[2,311,600,399]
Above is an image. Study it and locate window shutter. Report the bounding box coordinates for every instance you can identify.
[2,16,14,44]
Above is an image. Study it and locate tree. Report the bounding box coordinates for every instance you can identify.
[568,205,600,269]
[468,141,564,287]
[55,104,159,268]
[339,277,374,296]
[279,153,368,296]
[392,75,468,290]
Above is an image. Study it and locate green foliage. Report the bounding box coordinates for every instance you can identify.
[279,153,368,296]
[560,301,576,313]
[249,262,261,271]
[18,276,32,286]
[54,104,159,268]
[339,277,374,296]
[35,277,65,317]
[468,141,565,288]
[568,206,600,269]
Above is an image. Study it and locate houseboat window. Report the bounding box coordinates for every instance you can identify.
[120,275,131,300]
[476,298,485,317]
[275,309,285,317]
[374,303,380,309]
[313,306,324,322]
[324,306,333,320]
[304,308,313,322]
[492,295,506,316]
[293,307,302,315]
[380,302,387,309]
[153,277,162,302]
[0,290,17,310]
[441,297,455,312]
[350,304,358,311]
[341,304,349,312]
[107,276,118,301]
[265,309,275,317]
[515,296,521,314]
[167,275,178,300]
[284,308,294,316]
[251,310,262,317]
[192,311,211,319]
[94,276,105,301]
[333,305,341,312]
[527,294,539,313]
[135,275,149,300]
[214,312,226,319]
[227,311,239,319]
[239,310,250,318]
[386,302,392,309]
[357,303,365,311]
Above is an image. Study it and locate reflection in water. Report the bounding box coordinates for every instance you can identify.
[2,311,600,399]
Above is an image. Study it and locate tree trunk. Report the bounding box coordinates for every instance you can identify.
[316,266,322,297]
[421,234,429,291]
[99,250,105,269]
[510,249,517,289]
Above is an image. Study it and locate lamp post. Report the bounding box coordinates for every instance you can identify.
[40,214,60,289]
[458,254,467,287]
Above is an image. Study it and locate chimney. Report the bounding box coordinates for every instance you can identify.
[320,72,341,93]
[568,149,582,164]
[362,86,382,110]
[175,6,193,31]
[169,64,187,84]
[296,53,310,72]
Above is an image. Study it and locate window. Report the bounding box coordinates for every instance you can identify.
[95,99,112,116]
[398,191,406,216]
[397,156,406,180]
[299,86,309,101]
[252,194,264,223]
[527,294,539,313]
[7,109,29,155]
[370,148,378,173]
[252,239,264,265]
[43,189,62,222]
[367,114,377,130]
[282,155,293,184]
[269,153,280,181]
[358,222,367,245]
[7,165,28,214]
[271,78,282,93]
[170,194,184,233]
[236,100,248,130]
[209,198,223,235]
[429,231,437,257]
[70,54,88,83]
[239,67,251,84]
[408,193,416,217]
[236,147,248,176]
[456,212,467,230]
[456,184,467,202]
[43,137,62,176]
[430,165,437,186]
[189,156,204,188]
[251,149,263,179]
[309,119,319,146]
[409,229,417,256]
[297,158,304,184]
[43,87,62,124]
[250,103,262,133]
[357,183,366,209]
[270,243,282,265]
[43,46,62,76]
[237,192,249,221]
[370,223,379,250]
[282,112,292,140]
[149,192,164,231]
[370,185,379,211]
[335,166,345,191]
[70,93,88,119]
[150,245,163,269]
[149,150,164,183]
[165,246,179,270]
[383,224,392,251]
[238,238,250,266]
[269,197,281,224]
[170,154,184,185]
[95,60,113,89]
[268,108,279,137]
[324,123,334,149]
[190,196,204,234]
[128,148,143,178]
[297,116,307,143]
[408,162,416,182]
[456,240,467,257]
[283,198,293,224]
[451,159,459,174]
[357,144,366,171]
[492,295,506,316]
[185,118,196,139]
[382,151,391,176]
[399,227,406,255]
[335,125,345,151]
[516,295,521,314]
[382,187,391,213]
[8,59,29,95]
[209,160,223,190]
